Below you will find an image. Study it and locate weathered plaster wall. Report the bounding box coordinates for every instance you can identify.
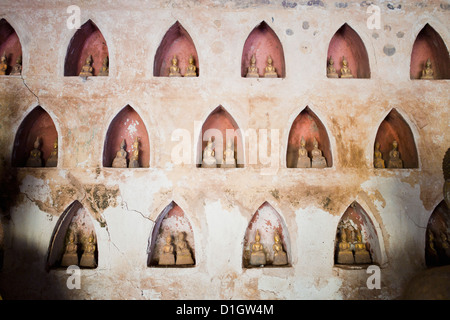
[0,0,448,299]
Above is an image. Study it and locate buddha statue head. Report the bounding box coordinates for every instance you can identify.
[133,136,139,149]
[392,140,398,150]
[120,139,126,150]
[171,55,178,66]
[255,230,261,243]
[86,55,92,65]
[34,136,40,149]
[1,52,6,64]
[250,54,256,66]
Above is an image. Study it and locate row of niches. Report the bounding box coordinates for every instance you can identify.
[0,19,449,79]
[11,105,420,169]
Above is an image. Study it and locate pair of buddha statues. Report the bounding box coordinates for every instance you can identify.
[336,226,372,265]
[296,137,327,168]
[249,230,288,266]
[374,140,403,169]
[79,54,109,77]
[112,137,140,168]
[246,54,278,78]
[158,232,194,266]
[168,55,197,77]
[25,137,58,167]
[202,137,236,168]
[61,231,97,268]
[426,227,450,266]
[327,56,353,78]
[0,52,22,76]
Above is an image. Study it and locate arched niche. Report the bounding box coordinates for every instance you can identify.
[425,200,450,267]
[197,106,244,168]
[241,21,285,78]
[153,21,199,77]
[64,19,109,76]
[46,201,98,270]
[334,202,381,267]
[327,23,370,79]
[286,107,332,168]
[103,105,150,168]
[242,201,291,268]
[147,201,196,267]
[410,24,450,80]
[12,106,58,168]
[0,19,22,75]
[374,108,418,169]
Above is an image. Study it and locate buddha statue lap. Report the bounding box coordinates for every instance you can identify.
[272,231,287,266]
[246,54,259,78]
[46,139,58,167]
[79,55,93,77]
[340,56,353,78]
[112,140,128,168]
[421,58,434,80]
[98,56,109,76]
[326,56,338,78]
[297,137,311,168]
[61,231,79,267]
[26,137,43,167]
[175,232,194,265]
[222,139,236,168]
[10,56,22,76]
[311,138,327,168]
[373,142,385,168]
[202,137,217,168]
[159,235,175,265]
[354,229,372,264]
[387,140,403,168]
[337,228,354,264]
[250,230,266,266]
[129,137,140,168]
[80,232,97,268]
[0,53,7,75]
[264,56,278,78]
[169,55,181,77]
[184,55,197,77]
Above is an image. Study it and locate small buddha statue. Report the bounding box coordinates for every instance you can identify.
[61,231,79,267]
[336,228,354,264]
[184,55,197,77]
[129,137,140,168]
[202,137,217,168]
[272,231,287,266]
[264,56,278,78]
[10,55,22,76]
[80,232,97,268]
[0,52,7,75]
[438,231,450,263]
[26,137,43,167]
[296,136,311,168]
[340,56,353,78]
[158,234,175,265]
[421,58,434,80]
[222,139,236,168]
[311,138,327,168]
[79,55,94,77]
[326,56,338,78]
[246,54,259,78]
[112,139,128,168]
[387,140,403,168]
[175,232,194,265]
[249,230,266,266]
[168,55,181,77]
[353,229,372,264]
[98,56,109,76]
[373,142,385,169]
[46,139,58,167]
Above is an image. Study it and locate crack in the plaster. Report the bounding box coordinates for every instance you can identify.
[121,199,155,223]
[20,74,40,105]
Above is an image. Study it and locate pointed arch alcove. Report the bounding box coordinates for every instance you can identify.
[103,105,150,168]
[242,202,291,268]
[425,200,450,267]
[197,106,244,168]
[334,202,381,267]
[12,106,58,168]
[286,106,332,168]
[153,21,199,77]
[147,201,196,267]
[327,23,370,79]
[374,108,418,169]
[46,201,98,270]
[0,18,22,75]
[410,24,450,80]
[241,21,285,78]
[64,19,109,76]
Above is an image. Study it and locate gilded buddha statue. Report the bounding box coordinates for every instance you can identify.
[175,232,194,265]
[112,139,127,168]
[421,58,434,80]
[387,140,403,168]
[340,56,353,78]
[98,56,109,76]
[80,232,97,268]
[297,137,311,168]
[61,231,79,267]
[129,137,140,168]
[311,138,327,168]
[202,137,217,168]
[79,55,93,77]
[326,56,338,78]
[46,139,58,167]
[222,139,236,168]
[26,137,43,167]
[10,55,22,76]
[0,52,7,75]
[264,56,278,78]
[184,55,197,77]
[354,229,371,264]
[272,231,287,266]
[168,55,181,77]
[250,230,266,266]
[246,54,259,78]
[337,228,354,264]
[373,142,385,168]
[159,234,175,265]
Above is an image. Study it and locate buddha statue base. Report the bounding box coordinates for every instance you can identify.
[340,74,353,79]
[421,75,433,80]
[297,157,311,168]
[46,157,57,168]
[169,73,181,77]
[26,157,42,168]
[327,72,339,78]
[312,157,327,168]
[374,159,385,169]
[246,73,259,78]
[387,159,403,169]
[61,253,79,267]
[159,253,175,265]
[249,252,266,266]
[354,250,371,264]
[80,253,96,268]
[184,72,196,77]
[264,72,277,78]
[337,250,354,264]
[202,160,217,168]
[222,160,236,168]
[129,160,139,168]
[273,252,288,266]
[112,157,127,168]
[176,254,194,265]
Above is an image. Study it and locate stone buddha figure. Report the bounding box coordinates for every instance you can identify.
[61,231,79,267]
[387,140,403,168]
[80,232,97,268]
[264,56,278,78]
[0,52,7,75]
[326,56,338,78]
[354,229,371,264]
[222,139,236,168]
[175,232,194,265]
[337,228,354,264]
[112,139,128,168]
[246,54,259,78]
[98,56,109,76]
[46,139,58,167]
[202,137,217,168]
[250,230,266,266]
[79,55,94,77]
[168,55,181,77]
[184,55,197,77]
[10,55,22,76]
[26,137,43,167]
[340,56,353,78]
[421,58,434,80]
[158,234,175,265]
[129,137,140,168]
[272,231,287,266]
[311,137,327,168]
[297,136,311,168]
[373,142,385,168]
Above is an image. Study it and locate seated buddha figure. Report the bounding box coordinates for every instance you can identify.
[80,232,97,268]
[249,230,266,266]
[326,56,338,78]
[387,140,403,168]
[10,55,22,76]
[26,137,43,167]
[354,229,372,264]
[297,137,311,168]
[79,55,93,77]
[184,55,197,77]
[129,137,140,168]
[98,56,109,76]
[0,52,7,75]
[272,231,287,266]
[373,142,385,168]
[175,232,194,265]
[61,231,79,267]
[336,228,354,264]
[158,234,175,265]
[264,56,278,78]
[340,56,353,78]
[222,139,236,168]
[46,139,58,167]
[168,55,181,77]
[421,58,434,80]
[202,137,217,168]
[112,140,128,168]
[438,231,450,264]
[311,138,327,168]
[246,54,259,78]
